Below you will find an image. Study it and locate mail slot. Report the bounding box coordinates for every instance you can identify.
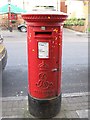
[22,12,67,118]
[35,31,52,35]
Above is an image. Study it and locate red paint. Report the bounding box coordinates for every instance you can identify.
[22,13,67,99]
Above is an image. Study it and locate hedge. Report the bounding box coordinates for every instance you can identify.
[64,18,85,26]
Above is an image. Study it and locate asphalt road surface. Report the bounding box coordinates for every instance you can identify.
[2,28,88,97]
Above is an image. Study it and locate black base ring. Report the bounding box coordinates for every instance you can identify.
[28,94,62,118]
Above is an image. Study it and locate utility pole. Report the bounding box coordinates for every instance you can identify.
[8,0,12,32]
[23,0,25,10]
[57,0,60,11]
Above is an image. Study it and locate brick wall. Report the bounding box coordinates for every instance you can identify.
[0,14,24,30]
[60,2,67,13]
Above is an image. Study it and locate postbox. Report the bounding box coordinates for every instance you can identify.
[22,11,67,118]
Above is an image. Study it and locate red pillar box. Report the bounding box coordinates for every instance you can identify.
[22,12,67,118]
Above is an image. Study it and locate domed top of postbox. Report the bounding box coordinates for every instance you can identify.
[22,11,68,23]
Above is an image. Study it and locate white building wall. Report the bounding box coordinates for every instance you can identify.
[67,0,84,18]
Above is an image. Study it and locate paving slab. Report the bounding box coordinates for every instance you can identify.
[76,109,88,118]
[1,92,89,119]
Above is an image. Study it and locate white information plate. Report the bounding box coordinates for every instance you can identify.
[38,42,49,58]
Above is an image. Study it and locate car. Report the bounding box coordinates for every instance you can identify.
[17,24,27,32]
[0,34,7,70]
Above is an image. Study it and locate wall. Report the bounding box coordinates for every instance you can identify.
[66,0,89,32]
[83,1,89,32]
[0,14,24,30]
[88,1,90,30]
[67,1,84,18]
[60,1,67,13]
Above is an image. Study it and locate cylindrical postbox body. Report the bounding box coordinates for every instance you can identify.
[22,11,67,118]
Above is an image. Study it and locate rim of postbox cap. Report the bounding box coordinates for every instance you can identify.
[22,11,68,23]
[22,11,67,15]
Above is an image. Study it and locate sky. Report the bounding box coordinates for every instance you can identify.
[0,0,59,11]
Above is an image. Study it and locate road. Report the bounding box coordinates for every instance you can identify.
[1,28,88,97]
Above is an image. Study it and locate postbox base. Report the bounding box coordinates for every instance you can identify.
[28,94,61,118]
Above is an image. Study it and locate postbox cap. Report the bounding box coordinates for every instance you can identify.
[22,11,67,15]
[22,5,68,23]
[22,11,68,23]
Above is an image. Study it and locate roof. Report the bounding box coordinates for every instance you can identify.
[0,4,26,14]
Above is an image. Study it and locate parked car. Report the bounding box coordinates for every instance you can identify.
[0,35,7,70]
[17,24,27,32]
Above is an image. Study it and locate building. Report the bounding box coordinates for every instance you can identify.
[64,0,89,32]
[60,1,67,13]
[0,4,26,29]
[88,1,90,31]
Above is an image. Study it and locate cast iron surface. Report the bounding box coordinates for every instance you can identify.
[28,94,61,118]
[22,12,68,23]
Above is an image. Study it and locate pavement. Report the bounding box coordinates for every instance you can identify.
[64,28,89,38]
[1,92,89,119]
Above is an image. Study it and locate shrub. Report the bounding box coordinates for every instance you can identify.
[88,28,90,32]
[64,18,85,26]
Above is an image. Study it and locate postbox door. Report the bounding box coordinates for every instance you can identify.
[28,26,61,99]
